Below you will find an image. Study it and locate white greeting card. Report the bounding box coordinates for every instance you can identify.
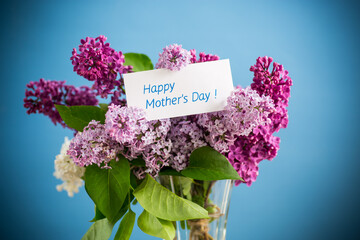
[123,59,234,120]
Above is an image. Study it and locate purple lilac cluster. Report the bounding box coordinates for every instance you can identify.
[68,103,173,177]
[168,117,207,171]
[110,82,127,107]
[197,111,230,154]
[155,44,191,71]
[24,79,98,128]
[228,129,281,186]
[70,36,132,98]
[25,38,292,186]
[250,56,292,132]
[225,87,274,136]
[228,56,292,186]
[67,120,122,168]
[197,87,274,155]
[105,104,148,146]
[105,104,172,176]
[190,49,220,63]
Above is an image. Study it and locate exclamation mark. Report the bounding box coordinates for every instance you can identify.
[215,89,217,99]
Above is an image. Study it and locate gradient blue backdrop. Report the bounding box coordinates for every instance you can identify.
[1,0,359,239]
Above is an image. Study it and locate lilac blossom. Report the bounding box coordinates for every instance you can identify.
[105,104,148,146]
[190,49,220,63]
[197,87,274,154]
[168,117,207,171]
[110,77,127,106]
[250,56,293,133]
[24,78,98,128]
[228,57,292,186]
[105,104,172,176]
[197,111,232,154]
[70,35,132,98]
[67,120,122,168]
[228,130,280,186]
[225,87,275,136]
[155,44,191,71]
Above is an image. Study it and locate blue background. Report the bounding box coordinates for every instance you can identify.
[1,0,359,239]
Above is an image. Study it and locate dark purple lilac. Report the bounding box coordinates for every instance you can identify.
[24,78,98,128]
[70,35,132,98]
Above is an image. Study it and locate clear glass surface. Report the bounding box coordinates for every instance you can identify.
[158,176,233,240]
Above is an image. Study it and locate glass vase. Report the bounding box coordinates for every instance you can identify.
[158,176,234,240]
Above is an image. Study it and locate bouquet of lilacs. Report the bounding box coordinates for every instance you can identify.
[24,36,292,240]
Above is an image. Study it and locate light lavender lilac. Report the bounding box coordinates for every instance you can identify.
[197,87,274,155]
[155,44,191,71]
[105,104,172,176]
[67,120,122,168]
[168,116,207,171]
[225,87,274,137]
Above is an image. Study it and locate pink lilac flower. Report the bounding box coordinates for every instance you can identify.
[24,78,98,128]
[105,104,172,176]
[70,35,132,98]
[155,44,191,71]
[67,120,122,168]
[190,49,220,63]
[168,117,207,171]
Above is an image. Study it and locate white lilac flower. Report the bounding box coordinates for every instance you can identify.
[54,137,85,197]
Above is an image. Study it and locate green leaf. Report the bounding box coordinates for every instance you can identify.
[84,157,130,224]
[91,192,134,224]
[133,175,208,221]
[181,146,243,181]
[90,206,106,222]
[130,157,146,167]
[111,193,134,224]
[159,167,184,176]
[124,53,153,72]
[81,218,113,240]
[55,105,106,131]
[130,172,139,189]
[137,210,175,240]
[98,103,109,112]
[114,209,136,240]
